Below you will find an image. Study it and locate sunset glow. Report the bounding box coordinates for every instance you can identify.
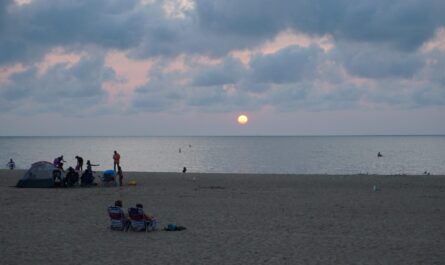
[237,115,249,125]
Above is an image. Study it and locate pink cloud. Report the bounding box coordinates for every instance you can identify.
[14,0,32,6]
[0,64,26,85]
[0,48,84,85]
[422,27,445,53]
[230,50,251,65]
[231,29,334,65]
[260,30,334,55]
[191,55,222,65]
[103,51,154,106]
[162,0,195,19]
[37,48,83,76]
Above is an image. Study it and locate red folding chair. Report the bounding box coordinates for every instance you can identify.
[108,206,129,231]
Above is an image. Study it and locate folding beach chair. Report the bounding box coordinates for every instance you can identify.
[108,206,129,231]
[128,207,157,232]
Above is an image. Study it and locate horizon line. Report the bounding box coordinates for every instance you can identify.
[1,134,444,137]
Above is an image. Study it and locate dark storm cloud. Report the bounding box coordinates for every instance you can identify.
[249,45,322,84]
[132,57,260,112]
[0,0,147,65]
[1,0,445,65]
[132,70,185,112]
[1,0,445,116]
[335,42,424,79]
[195,0,445,51]
[259,81,364,112]
[0,55,111,112]
[191,58,247,87]
[132,72,227,112]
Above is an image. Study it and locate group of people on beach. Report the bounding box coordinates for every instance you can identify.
[51,150,124,187]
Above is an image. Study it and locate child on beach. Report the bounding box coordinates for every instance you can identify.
[7,159,15,170]
[117,166,124,186]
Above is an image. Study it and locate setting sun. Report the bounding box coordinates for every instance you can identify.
[237,114,249,125]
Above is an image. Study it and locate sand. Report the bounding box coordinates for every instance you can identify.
[1,169,444,265]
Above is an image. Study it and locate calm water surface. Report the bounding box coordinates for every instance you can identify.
[1,136,444,175]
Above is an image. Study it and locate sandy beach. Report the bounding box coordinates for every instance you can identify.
[1,170,444,265]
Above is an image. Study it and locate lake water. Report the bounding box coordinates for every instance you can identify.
[1,136,444,175]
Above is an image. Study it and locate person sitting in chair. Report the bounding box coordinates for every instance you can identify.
[52,169,63,187]
[136,203,157,231]
[81,168,95,186]
[64,167,79,187]
[80,160,99,186]
[108,200,129,231]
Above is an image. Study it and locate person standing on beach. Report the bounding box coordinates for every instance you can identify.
[86,160,99,171]
[7,159,15,170]
[113,151,120,172]
[53,155,66,171]
[117,166,124,186]
[75,156,84,172]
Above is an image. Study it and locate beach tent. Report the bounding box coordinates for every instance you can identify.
[16,161,61,188]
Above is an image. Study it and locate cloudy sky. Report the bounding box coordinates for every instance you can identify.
[0,0,444,136]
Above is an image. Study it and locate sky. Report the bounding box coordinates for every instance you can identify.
[0,0,444,136]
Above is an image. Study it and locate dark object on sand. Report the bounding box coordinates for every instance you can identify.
[65,167,79,187]
[182,167,187,173]
[163,223,186,231]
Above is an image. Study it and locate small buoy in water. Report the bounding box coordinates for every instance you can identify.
[128,180,137,186]
[373,185,379,192]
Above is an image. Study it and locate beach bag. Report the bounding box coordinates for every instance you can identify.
[164,223,186,231]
